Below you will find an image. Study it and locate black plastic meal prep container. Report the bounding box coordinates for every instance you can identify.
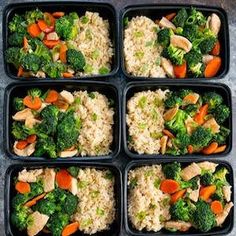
[123,81,232,158]
[120,4,230,80]
[4,162,123,236]
[124,159,234,236]
[3,1,119,80]
[4,80,121,161]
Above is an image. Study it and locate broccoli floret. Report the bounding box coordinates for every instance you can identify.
[25,8,44,24]
[28,38,43,51]
[12,194,29,210]
[212,105,230,124]
[214,167,229,184]
[202,92,223,111]
[11,206,31,231]
[186,8,206,26]
[34,43,52,63]
[56,111,80,151]
[66,49,86,71]
[165,146,182,156]
[165,110,188,134]
[27,88,42,98]
[68,12,79,21]
[11,122,30,140]
[201,172,214,186]
[199,36,216,54]
[182,24,199,42]
[211,188,224,202]
[34,136,57,158]
[63,192,78,215]
[164,92,182,108]
[8,32,25,47]
[45,188,67,203]
[43,62,66,79]
[178,89,193,99]
[8,14,27,34]
[162,161,181,181]
[213,126,230,145]
[163,44,186,65]
[189,62,204,77]
[184,49,202,68]
[21,53,42,73]
[185,104,198,116]
[190,126,213,149]
[48,212,69,236]
[5,47,25,69]
[32,199,58,216]
[67,166,80,178]
[13,97,25,111]
[170,199,192,222]
[193,200,216,232]
[180,176,200,190]
[172,8,188,28]
[157,28,173,47]
[29,181,44,198]
[172,132,190,153]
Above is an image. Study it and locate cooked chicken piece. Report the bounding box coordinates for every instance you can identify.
[159,17,176,30]
[165,221,192,232]
[67,68,75,74]
[187,179,200,202]
[46,32,59,41]
[69,177,78,195]
[185,116,197,135]
[181,163,201,181]
[59,149,78,158]
[43,168,56,193]
[167,139,173,148]
[223,185,232,202]
[182,93,200,105]
[160,135,168,154]
[197,161,218,173]
[13,142,36,157]
[12,108,34,121]
[27,211,49,236]
[35,71,46,78]
[60,90,74,104]
[37,102,48,113]
[164,107,178,121]
[170,35,192,52]
[161,57,174,78]
[18,168,43,183]
[203,118,220,134]
[208,13,221,35]
[52,52,60,62]
[25,117,41,129]
[216,202,233,226]
[202,54,214,64]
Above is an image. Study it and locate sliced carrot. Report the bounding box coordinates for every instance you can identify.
[160,179,180,194]
[17,66,24,77]
[44,12,55,26]
[211,200,223,214]
[173,61,187,78]
[202,142,219,155]
[204,57,222,78]
[162,129,175,139]
[194,104,208,125]
[62,222,79,236]
[24,193,46,207]
[23,36,28,50]
[56,169,72,190]
[211,40,220,56]
[213,145,227,154]
[63,72,74,78]
[45,90,59,103]
[26,134,37,144]
[171,189,186,204]
[16,140,28,150]
[15,181,31,194]
[27,23,41,38]
[43,39,60,49]
[52,12,65,18]
[60,44,68,63]
[23,95,42,110]
[165,12,176,21]
[199,185,216,201]
[187,145,194,154]
[37,19,52,33]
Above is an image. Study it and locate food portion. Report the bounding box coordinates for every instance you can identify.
[11,88,114,158]
[124,7,222,78]
[6,9,113,78]
[127,161,233,233]
[126,88,230,155]
[11,167,116,235]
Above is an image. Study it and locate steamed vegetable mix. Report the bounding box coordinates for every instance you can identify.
[5,9,111,78]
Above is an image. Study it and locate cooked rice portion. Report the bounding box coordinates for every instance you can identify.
[126,89,169,154]
[128,165,171,231]
[73,168,116,234]
[70,11,113,76]
[124,16,166,78]
[73,91,114,156]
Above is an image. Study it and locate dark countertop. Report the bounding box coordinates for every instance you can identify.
[0,0,235,235]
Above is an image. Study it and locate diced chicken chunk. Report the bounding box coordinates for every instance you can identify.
[161,57,174,78]
[159,17,176,30]
[170,35,192,53]
[202,54,214,64]
[165,221,192,232]
[43,168,56,193]
[13,142,36,157]
[185,116,197,135]
[12,108,33,121]
[37,102,48,113]
[216,202,233,226]
[60,90,74,104]
[160,135,168,154]
[52,52,60,62]
[164,107,179,121]
[59,149,78,158]
[18,168,43,183]
[182,93,200,105]
[187,179,200,202]
[197,161,218,173]
[27,211,49,236]
[180,163,201,181]
[25,117,41,129]
[208,13,221,35]
[35,71,46,78]
[203,118,220,134]
[69,177,78,195]
[46,32,59,41]
[223,185,232,202]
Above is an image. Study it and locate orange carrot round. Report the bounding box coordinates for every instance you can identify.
[15,181,31,194]
[204,57,222,78]
[194,104,208,125]
[24,193,46,207]
[202,142,219,155]
[17,66,24,77]
[171,189,186,204]
[160,179,180,194]
[187,145,194,154]
[37,19,52,32]
[16,140,28,150]
[213,145,227,154]
[211,40,220,56]
[23,95,42,110]
[63,72,74,78]
[52,12,65,18]
[43,39,60,49]
[165,12,176,21]
[26,134,37,144]
[60,44,68,63]
[27,23,42,38]
[45,90,59,103]
[199,185,216,201]
[56,169,72,190]
[62,222,79,236]
[211,200,223,214]
[173,61,187,78]
[162,129,175,139]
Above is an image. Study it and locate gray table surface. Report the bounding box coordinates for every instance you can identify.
[0,0,236,235]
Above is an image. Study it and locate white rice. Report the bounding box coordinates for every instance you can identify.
[124,16,166,78]
[128,165,171,231]
[126,89,169,154]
